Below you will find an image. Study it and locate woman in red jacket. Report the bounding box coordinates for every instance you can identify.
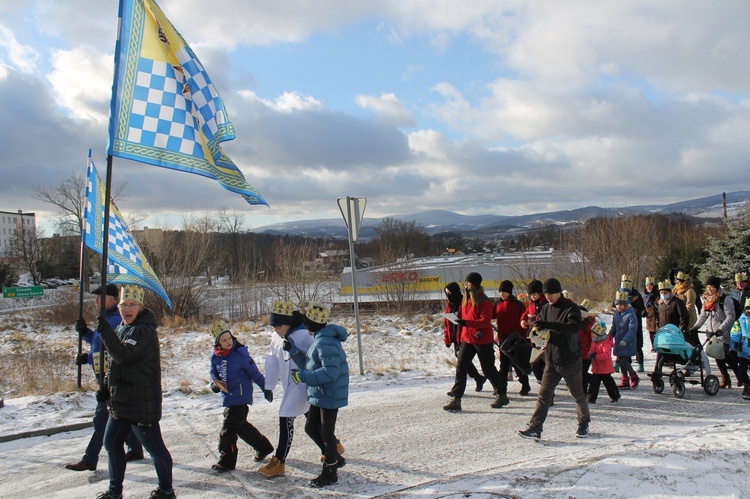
[443,282,486,395]
[444,273,506,412]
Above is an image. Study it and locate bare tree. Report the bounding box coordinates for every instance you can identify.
[7,222,46,285]
[216,208,246,281]
[272,237,329,306]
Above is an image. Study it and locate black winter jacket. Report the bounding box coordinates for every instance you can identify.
[99,308,162,424]
[536,297,582,366]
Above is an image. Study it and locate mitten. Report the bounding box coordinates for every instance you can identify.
[76,353,89,366]
[282,337,295,351]
[291,370,302,384]
[263,390,274,402]
[75,319,88,335]
[96,388,109,403]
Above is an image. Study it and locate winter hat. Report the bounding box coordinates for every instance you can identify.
[527,279,543,295]
[465,272,483,287]
[119,285,144,304]
[92,284,119,298]
[304,301,330,332]
[445,282,462,305]
[658,280,672,292]
[499,280,514,294]
[562,290,571,299]
[580,298,592,311]
[269,300,295,327]
[209,321,232,346]
[591,321,607,337]
[705,276,721,289]
[542,278,562,294]
[615,290,629,305]
[645,276,656,286]
[735,272,748,283]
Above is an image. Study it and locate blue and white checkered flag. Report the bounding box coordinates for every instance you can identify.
[107,0,267,206]
[83,154,172,308]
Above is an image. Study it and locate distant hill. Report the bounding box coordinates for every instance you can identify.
[252,191,750,239]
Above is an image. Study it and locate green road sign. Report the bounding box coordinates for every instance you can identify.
[3,286,44,298]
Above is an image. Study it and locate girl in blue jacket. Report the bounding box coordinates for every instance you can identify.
[285,302,349,488]
[209,322,273,471]
[610,291,639,390]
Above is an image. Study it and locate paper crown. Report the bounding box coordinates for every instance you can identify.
[621,274,631,282]
[271,300,294,317]
[305,301,330,325]
[735,272,748,282]
[658,280,672,291]
[209,321,230,342]
[745,298,750,309]
[615,291,629,302]
[580,298,592,311]
[119,285,144,304]
[675,271,688,281]
[591,321,607,337]
[562,290,571,299]
[645,277,656,285]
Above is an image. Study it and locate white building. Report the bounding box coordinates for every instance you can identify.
[0,210,36,256]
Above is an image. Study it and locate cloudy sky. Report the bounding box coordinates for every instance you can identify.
[2,0,749,233]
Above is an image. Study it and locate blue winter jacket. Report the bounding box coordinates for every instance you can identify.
[81,304,121,367]
[609,306,637,357]
[209,340,266,407]
[730,314,750,359]
[290,324,349,409]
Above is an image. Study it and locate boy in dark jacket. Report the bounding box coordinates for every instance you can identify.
[517,278,590,440]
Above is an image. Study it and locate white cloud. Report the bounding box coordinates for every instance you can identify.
[46,47,114,123]
[356,92,415,126]
[238,89,322,113]
[0,25,39,74]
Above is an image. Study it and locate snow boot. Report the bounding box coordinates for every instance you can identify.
[474,374,487,392]
[443,397,461,412]
[258,456,285,477]
[616,376,630,390]
[490,394,510,408]
[629,374,640,390]
[519,381,531,396]
[742,385,750,400]
[309,461,338,488]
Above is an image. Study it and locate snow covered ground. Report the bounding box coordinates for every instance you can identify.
[1,308,749,498]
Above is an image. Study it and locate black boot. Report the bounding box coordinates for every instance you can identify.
[309,461,338,487]
[490,393,509,408]
[474,374,487,392]
[443,397,461,412]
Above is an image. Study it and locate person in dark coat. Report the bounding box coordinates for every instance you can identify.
[286,302,349,488]
[209,321,273,472]
[493,280,530,396]
[96,285,175,499]
[610,291,639,390]
[642,277,660,351]
[620,275,646,372]
[517,278,590,440]
[520,279,547,382]
[65,284,143,472]
[443,282,485,395]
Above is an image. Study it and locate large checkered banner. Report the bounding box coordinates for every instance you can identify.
[107,0,267,206]
[83,155,172,308]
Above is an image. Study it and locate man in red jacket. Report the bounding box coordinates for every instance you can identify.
[493,280,531,397]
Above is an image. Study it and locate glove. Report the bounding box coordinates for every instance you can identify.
[455,319,466,327]
[96,388,109,403]
[282,337,295,351]
[619,340,627,347]
[263,390,274,402]
[588,353,595,361]
[76,353,89,366]
[210,382,220,393]
[75,319,88,336]
[291,370,302,384]
[96,315,115,336]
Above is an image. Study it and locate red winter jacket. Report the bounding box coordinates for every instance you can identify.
[493,297,525,343]
[443,301,461,347]
[520,297,547,333]
[579,315,594,360]
[460,295,494,345]
[588,335,615,375]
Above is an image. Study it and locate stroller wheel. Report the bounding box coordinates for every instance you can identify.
[672,381,685,398]
[704,375,720,396]
[652,377,665,394]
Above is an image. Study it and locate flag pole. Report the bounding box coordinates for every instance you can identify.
[76,151,92,389]
[97,154,115,387]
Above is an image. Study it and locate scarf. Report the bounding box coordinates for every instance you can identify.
[213,345,232,357]
[702,293,717,312]
[673,280,691,296]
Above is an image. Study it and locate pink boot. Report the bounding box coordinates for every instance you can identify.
[630,374,640,390]
[617,376,630,390]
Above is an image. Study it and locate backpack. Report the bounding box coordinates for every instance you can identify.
[723,295,741,321]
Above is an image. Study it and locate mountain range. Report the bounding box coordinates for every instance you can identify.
[253,191,750,240]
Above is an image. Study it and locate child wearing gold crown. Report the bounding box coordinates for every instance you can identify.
[95,285,176,499]
[587,321,621,403]
[257,300,316,478]
[283,301,349,488]
[610,290,639,390]
[208,321,274,472]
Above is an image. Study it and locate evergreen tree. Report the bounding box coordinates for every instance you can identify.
[699,208,750,289]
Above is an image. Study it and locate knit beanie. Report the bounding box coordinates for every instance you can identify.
[499,280,513,294]
[527,279,543,295]
[542,278,562,294]
[445,282,462,306]
[465,272,483,287]
[705,276,721,289]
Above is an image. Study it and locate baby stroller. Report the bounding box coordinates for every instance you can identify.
[650,324,720,398]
